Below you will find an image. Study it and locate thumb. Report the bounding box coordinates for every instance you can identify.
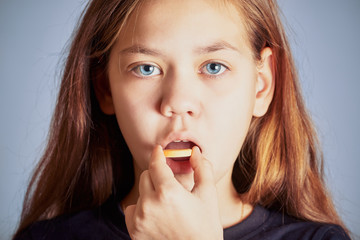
[190,146,216,198]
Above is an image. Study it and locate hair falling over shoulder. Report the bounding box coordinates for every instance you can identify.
[14,0,347,238]
[230,0,347,232]
[13,0,140,237]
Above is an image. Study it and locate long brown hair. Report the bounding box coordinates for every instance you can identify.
[231,0,346,229]
[14,0,346,237]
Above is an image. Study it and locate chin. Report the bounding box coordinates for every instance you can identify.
[174,173,195,191]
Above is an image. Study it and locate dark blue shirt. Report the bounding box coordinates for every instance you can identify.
[15,198,350,240]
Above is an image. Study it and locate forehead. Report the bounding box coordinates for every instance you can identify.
[114,0,251,56]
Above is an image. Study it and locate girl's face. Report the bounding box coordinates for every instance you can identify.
[106,0,270,189]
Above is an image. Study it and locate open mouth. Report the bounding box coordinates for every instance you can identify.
[164,140,196,161]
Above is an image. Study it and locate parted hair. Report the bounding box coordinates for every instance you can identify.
[14,0,346,238]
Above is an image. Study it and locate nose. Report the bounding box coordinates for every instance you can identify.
[160,71,200,118]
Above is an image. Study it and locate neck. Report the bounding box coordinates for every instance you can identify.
[215,170,253,228]
[121,162,141,211]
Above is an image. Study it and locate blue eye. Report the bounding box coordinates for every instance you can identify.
[133,64,161,77]
[204,63,227,75]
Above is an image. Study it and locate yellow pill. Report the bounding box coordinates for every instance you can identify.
[163,149,192,158]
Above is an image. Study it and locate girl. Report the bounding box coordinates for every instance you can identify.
[13,0,351,239]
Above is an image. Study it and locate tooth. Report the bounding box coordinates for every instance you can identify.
[173,140,189,143]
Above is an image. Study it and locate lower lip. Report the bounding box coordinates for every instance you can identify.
[166,158,193,174]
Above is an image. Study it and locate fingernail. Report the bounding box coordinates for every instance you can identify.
[192,146,201,155]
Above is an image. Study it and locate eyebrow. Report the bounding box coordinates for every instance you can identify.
[119,40,240,56]
[194,40,240,54]
[120,45,163,57]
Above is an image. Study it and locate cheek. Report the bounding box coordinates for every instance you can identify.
[205,76,257,178]
[111,77,158,132]
[111,85,159,168]
[212,92,254,151]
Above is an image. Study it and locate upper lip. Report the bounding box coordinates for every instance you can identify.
[160,131,201,152]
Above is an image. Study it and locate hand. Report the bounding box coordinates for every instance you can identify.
[124,145,223,240]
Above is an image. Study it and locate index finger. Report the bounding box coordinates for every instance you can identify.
[148,145,177,191]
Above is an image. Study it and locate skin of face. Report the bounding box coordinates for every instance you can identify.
[105,0,267,192]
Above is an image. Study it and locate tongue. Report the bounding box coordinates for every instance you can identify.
[165,141,194,150]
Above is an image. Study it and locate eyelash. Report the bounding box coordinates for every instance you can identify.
[130,62,229,79]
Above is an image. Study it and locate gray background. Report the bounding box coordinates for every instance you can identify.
[0,0,359,239]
